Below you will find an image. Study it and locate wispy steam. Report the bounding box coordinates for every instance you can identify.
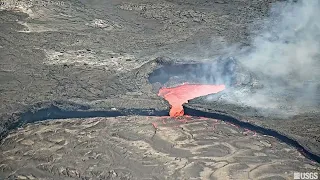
[211,0,320,116]
[242,0,320,80]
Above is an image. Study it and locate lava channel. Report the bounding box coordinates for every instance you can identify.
[158,83,225,117]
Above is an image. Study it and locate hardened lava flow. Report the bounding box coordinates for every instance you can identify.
[149,59,320,164]
[0,59,319,164]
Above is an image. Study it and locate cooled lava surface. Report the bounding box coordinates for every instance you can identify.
[158,84,225,117]
[1,0,320,179]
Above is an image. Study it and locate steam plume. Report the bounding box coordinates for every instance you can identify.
[213,0,320,116]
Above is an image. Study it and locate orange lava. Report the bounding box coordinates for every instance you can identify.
[158,84,225,117]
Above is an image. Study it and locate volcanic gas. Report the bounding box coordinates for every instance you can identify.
[158,83,225,117]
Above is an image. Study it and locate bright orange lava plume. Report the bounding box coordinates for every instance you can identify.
[158,83,225,117]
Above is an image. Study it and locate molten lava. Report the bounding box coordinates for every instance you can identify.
[158,83,225,117]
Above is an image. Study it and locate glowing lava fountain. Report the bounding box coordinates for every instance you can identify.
[158,84,225,117]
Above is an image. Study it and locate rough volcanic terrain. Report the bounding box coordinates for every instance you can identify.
[1,116,318,179]
[0,0,319,179]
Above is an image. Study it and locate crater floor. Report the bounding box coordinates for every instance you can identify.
[0,0,319,179]
[1,116,318,179]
